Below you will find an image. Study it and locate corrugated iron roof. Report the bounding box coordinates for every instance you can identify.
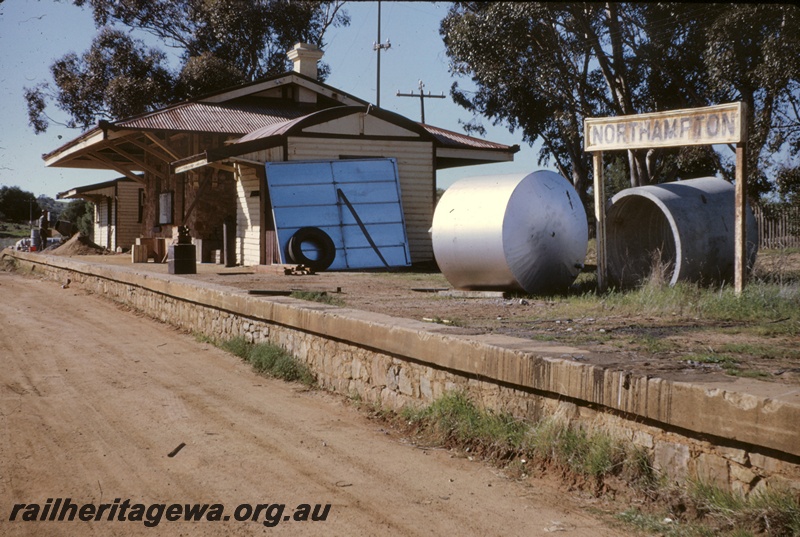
[233,107,516,153]
[45,70,516,172]
[236,114,306,142]
[115,98,321,134]
[422,124,514,151]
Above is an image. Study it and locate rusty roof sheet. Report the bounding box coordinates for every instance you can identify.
[421,124,514,151]
[114,98,321,134]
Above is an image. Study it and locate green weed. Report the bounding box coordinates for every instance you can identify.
[728,369,771,379]
[402,390,528,453]
[401,391,653,483]
[636,334,672,353]
[290,290,345,306]
[396,391,800,537]
[688,480,800,536]
[540,273,798,334]
[220,335,250,359]
[218,336,315,386]
[715,343,798,360]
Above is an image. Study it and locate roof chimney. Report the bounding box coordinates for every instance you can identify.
[287,43,324,79]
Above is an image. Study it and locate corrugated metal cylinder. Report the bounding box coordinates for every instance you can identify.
[606,176,759,287]
[432,170,588,294]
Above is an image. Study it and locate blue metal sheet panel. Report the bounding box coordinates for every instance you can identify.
[269,184,340,208]
[340,223,409,248]
[265,158,411,270]
[335,182,402,203]
[271,205,341,229]
[331,158,398,182]
[269,161,335,185]
[339,203,404,224]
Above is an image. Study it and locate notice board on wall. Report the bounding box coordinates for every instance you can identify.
[264,158,411,270]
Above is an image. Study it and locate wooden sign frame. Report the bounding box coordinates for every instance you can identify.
[584,102,748,294]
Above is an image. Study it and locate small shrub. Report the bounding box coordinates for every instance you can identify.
[270,351,315,385]
[523,418,634,480]
[248,343,282,372]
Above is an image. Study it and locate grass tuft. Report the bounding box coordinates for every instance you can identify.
[220,335,250,359]
[290,290,345,306]
[401,390,654,484]
[397,391,800,537]
[218,336,315,386]
[402,390,527,452]
[688,479,800,536]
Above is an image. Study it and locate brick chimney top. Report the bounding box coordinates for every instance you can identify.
[287,43,324,79]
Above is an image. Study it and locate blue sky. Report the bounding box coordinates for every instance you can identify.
[0,1,544,199]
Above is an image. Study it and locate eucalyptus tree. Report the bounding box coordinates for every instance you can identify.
[701,4,800,199]
[441,2,800,202]
[26,0,349,133]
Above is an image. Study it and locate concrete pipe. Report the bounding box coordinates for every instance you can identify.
[606,176,758,288]
[432,170,588,295]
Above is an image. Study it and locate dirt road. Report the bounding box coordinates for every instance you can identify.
[0,271,630,536]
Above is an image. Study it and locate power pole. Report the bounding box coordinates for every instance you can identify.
[373,0,391,108]
[397,80,445,124]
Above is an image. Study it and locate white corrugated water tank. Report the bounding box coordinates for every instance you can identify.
[432,170,588,295]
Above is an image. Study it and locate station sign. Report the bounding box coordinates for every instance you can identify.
[584,102,745,151]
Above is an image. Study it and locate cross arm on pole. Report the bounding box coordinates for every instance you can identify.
[396,80,445,123]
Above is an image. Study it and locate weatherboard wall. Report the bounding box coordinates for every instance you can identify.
[93,198,113,250]
[236,165,262,266]
[235,145,284,266]
[116,181,142,250]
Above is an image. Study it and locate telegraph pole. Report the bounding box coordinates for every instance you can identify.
[397,80,445,124]
[373,1,391,108]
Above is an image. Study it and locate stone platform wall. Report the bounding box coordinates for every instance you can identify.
[4,250,799,497]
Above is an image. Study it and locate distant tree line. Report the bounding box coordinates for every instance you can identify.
[0,186,40,223]
[0,185,93,236]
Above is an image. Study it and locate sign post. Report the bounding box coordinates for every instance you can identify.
[592,151,606,292]
[584,102,748,293]
[735,143,748,295]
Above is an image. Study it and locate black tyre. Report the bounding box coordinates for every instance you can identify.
[286,227,336,271]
